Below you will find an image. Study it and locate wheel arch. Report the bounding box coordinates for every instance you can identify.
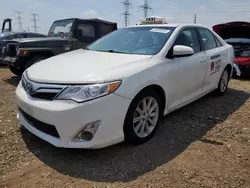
[225,63,233,79]
[126,84,167,117]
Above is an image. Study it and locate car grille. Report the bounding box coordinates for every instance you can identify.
[19,108,60,138]
[7,42,18,57]
[21,73,66,101]
[31,92,59,100]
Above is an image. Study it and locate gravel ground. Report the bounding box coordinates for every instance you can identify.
[0,66,250,188]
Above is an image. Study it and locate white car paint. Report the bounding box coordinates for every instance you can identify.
[16,23,234,149]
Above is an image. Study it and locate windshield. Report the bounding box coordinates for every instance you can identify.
[48,19,74,37]
[87,26,175,55]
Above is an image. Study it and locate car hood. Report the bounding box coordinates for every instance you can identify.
[8,36,69,48]
[26,49,153,84]
[10,36,65,43]
[213,21,250,40]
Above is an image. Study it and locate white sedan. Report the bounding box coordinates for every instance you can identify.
[16,24,234,149]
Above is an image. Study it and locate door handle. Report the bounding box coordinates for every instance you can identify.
[222,51,226,55]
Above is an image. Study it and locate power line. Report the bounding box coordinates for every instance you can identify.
[139,0,153,18]
[121,0,132,27]
[193,14,198,24]
[13,11,23,31]
[31,13,40,32]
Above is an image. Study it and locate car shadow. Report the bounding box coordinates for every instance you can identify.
[3,75,20,87]
[20,88,250,182]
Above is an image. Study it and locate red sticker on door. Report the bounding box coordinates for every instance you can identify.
[210,59,221,75]
[211,61,215,71]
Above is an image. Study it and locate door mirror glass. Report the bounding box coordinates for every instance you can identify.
[173,45,194,57]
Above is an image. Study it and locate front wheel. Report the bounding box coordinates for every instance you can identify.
[216,69,229,95]
[9,66,23,76]
[123,89,162,145]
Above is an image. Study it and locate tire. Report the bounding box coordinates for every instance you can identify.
[215,69,229,96]
[9,66,23,76]
[123,89,163,145]
[24,56,47,70]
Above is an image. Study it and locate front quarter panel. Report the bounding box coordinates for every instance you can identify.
[114,60,168,109]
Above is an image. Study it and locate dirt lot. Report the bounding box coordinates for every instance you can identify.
[0,66,250,188]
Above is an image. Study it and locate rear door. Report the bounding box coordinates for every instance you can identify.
[196,28,227,93]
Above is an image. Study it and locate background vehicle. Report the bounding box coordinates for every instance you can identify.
[0,18,46,65]
[213,21,250,77]
[4,18,117,76]
[0,32,46,64]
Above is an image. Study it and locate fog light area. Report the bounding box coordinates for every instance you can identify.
[73,120,101,142]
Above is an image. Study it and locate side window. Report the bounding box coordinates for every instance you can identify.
[174,28,201,53]
[197,28,217,50]
[100,24,114,36]
[77,23,95,38]
[215,37,222,47]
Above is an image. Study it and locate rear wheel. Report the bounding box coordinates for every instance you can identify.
[124,89,163,145]
[216,69,229,95]
[9,66,23,76]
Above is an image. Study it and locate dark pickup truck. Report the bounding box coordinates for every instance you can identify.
[4,18,117,76]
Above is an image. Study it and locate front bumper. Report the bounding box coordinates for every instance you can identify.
[16,83,131,149]
[0,56,27,70]
[0,56,16,65]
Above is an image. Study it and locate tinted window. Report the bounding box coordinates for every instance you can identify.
[197,28,217,50]
[215,37,222,47]
[77,24,95,38]
[88,27,175,55]
[100,24,114,36]
[174,28,200,53]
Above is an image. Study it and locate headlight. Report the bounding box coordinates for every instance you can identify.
[56,81,121,102]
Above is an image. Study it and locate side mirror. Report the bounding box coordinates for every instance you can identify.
[173,45,194,57]
[76,29,83,37]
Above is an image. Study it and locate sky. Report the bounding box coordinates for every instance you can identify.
[1,0,250,34]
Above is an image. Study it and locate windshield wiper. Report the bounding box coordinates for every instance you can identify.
[107,50,126,54]
[82,46,89,50]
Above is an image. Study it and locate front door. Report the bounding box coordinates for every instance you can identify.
[166,27,207,110]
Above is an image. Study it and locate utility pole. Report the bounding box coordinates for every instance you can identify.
[13,11,23,31]
[139,0,153,18]
[121,0,132,27]
[193,14,197,24]
[31,13,40,32]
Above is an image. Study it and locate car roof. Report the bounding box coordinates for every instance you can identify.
[127,23,208,28]
[53,18,117,25]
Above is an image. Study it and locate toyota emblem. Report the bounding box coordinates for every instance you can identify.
[26,81,33,93]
